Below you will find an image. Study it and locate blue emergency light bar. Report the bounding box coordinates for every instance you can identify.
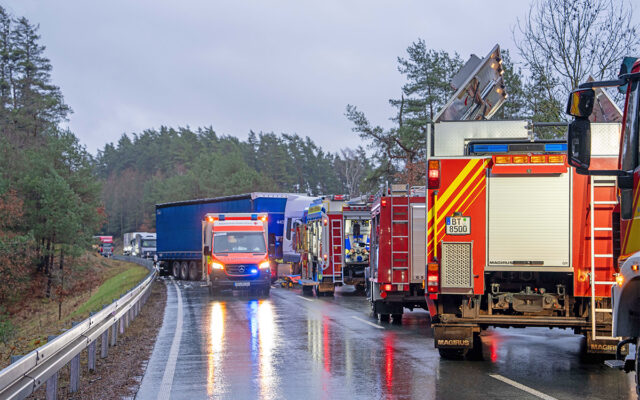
[251,214,257,220]
[469,143,567,154]
[219,214,225,221]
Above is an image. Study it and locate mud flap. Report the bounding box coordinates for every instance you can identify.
[318,282,335,293]
[586,331,628,355]
[433,324,479,349]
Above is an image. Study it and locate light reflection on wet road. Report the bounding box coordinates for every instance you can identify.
[137,279,636,399]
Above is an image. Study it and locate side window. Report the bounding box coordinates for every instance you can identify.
[286,218,292,240]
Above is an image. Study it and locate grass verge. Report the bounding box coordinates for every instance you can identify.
[69,264,149,319]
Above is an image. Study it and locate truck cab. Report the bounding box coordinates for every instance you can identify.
[567,57,640,391]
[203,213,271,297]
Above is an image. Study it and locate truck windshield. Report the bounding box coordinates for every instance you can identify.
[142,240,156,247]
[213,232,266,253]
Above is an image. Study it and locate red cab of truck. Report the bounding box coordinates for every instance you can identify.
[202,213,271,297]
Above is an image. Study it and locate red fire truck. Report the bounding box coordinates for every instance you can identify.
[368,185,427,322]
[298,196,372,295]
[299,197,345,296]
[424,120,621,357]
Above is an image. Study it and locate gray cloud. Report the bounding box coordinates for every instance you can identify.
[4,1,564,154]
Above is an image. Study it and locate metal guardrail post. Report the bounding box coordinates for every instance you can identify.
[119,316,125,334]
[46,336,58,400]
[101,330,109,358]
[110,322,117,347]
[88,312,96,372]
[69,322,80,393]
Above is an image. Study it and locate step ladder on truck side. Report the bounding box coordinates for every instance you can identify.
[589,175,619,341]
[331,217,344,285]
[390,184,410,288]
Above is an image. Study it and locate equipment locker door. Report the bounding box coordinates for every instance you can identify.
[409,204,426,282]
[487,172,571,268]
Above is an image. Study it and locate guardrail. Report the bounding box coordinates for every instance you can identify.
[0,256,157,400]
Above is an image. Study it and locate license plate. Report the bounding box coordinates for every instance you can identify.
[445,216,471,235]
[234,282,250,287]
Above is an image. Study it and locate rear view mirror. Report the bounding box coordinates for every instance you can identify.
[566,88,595,118]
[567,118,591,170]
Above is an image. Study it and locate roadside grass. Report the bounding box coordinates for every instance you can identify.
[0,254,150,368]
[69,264,149,320]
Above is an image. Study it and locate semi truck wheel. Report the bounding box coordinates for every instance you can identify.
[180,261,189,280]
[188,261,199,281]
[172,261,181,279]
[392,314,403,324]
[379,314,390,322]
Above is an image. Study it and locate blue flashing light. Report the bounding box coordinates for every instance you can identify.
[219,214,225,221]
[250,268,258,274]
[469,144,509,153]
[251,214,257,220]
[544,143,567,152]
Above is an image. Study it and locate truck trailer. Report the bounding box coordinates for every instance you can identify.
[424,120,621,358]
[155,193,289,280]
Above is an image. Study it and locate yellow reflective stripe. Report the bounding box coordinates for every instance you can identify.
[433,167,487,240]
[427,159,480,230]
[428,159,486,237]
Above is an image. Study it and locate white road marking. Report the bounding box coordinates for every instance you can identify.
[351,316,385,330]
[158,281,183,400]
[296,295,314,302]
[489,374,557,400]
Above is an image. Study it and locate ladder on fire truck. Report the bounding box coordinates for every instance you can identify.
[589,175,619,340]
[331,218,344,284]
[390,184,409,286]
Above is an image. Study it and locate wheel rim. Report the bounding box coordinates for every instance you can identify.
[180,261,189,280]
[173,261,180,278]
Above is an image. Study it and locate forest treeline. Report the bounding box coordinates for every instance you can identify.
[95,129,375,236]
[0,5,102,322]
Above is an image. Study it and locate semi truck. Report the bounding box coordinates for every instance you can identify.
[424,120,621,358]
[131,233,156,258]
[282,194,319,275]
[368,185,427,322]
[122,232,147,256]
[94,236,113,258]
[155,193,289,280]
[202,213,271,297]
[565,57,640,393]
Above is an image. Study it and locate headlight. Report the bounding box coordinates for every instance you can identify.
[211,262,224,270]
[259,261,270,269]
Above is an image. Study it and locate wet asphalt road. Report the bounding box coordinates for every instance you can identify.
[136,278,636,399]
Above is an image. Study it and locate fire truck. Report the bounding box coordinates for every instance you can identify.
[563,58,640,391]
[424,120,621,358]
[368,185,427,322]
[298,196,372,295]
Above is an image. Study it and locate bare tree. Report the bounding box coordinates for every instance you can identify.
[515,0,639,95]
[337,149,365,198]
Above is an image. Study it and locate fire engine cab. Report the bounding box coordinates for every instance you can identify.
[424,120,621,358]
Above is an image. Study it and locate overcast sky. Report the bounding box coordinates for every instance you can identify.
[0,1,590,154]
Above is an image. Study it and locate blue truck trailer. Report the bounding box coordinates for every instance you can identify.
[155,193,289,280]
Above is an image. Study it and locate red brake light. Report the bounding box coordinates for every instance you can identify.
[427,262,439,293]
[381,198,387,207]
[428,160,440,189]
[383,284,393,291]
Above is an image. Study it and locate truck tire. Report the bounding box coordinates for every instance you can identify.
[180,261,189,280]
[392,314,403,324]
[379,314,390,322]
[188,261,199,281]
[172,261,181,279]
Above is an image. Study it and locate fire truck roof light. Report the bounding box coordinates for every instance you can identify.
[219,214,225,221]
[513,155,527,164]
[495,156,511,164]
[251,214,257,220]
[470,144,509,153]
[530,155,546,163]
[544,143,567,152]
[548,155,564,163]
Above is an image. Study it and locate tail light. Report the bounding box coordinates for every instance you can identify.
[428,160,440,188]
[427,262,439,293]
[383,284,393,291]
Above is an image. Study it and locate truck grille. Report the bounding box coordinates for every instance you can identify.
[225,264,258,275]
[441,242,472,289]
